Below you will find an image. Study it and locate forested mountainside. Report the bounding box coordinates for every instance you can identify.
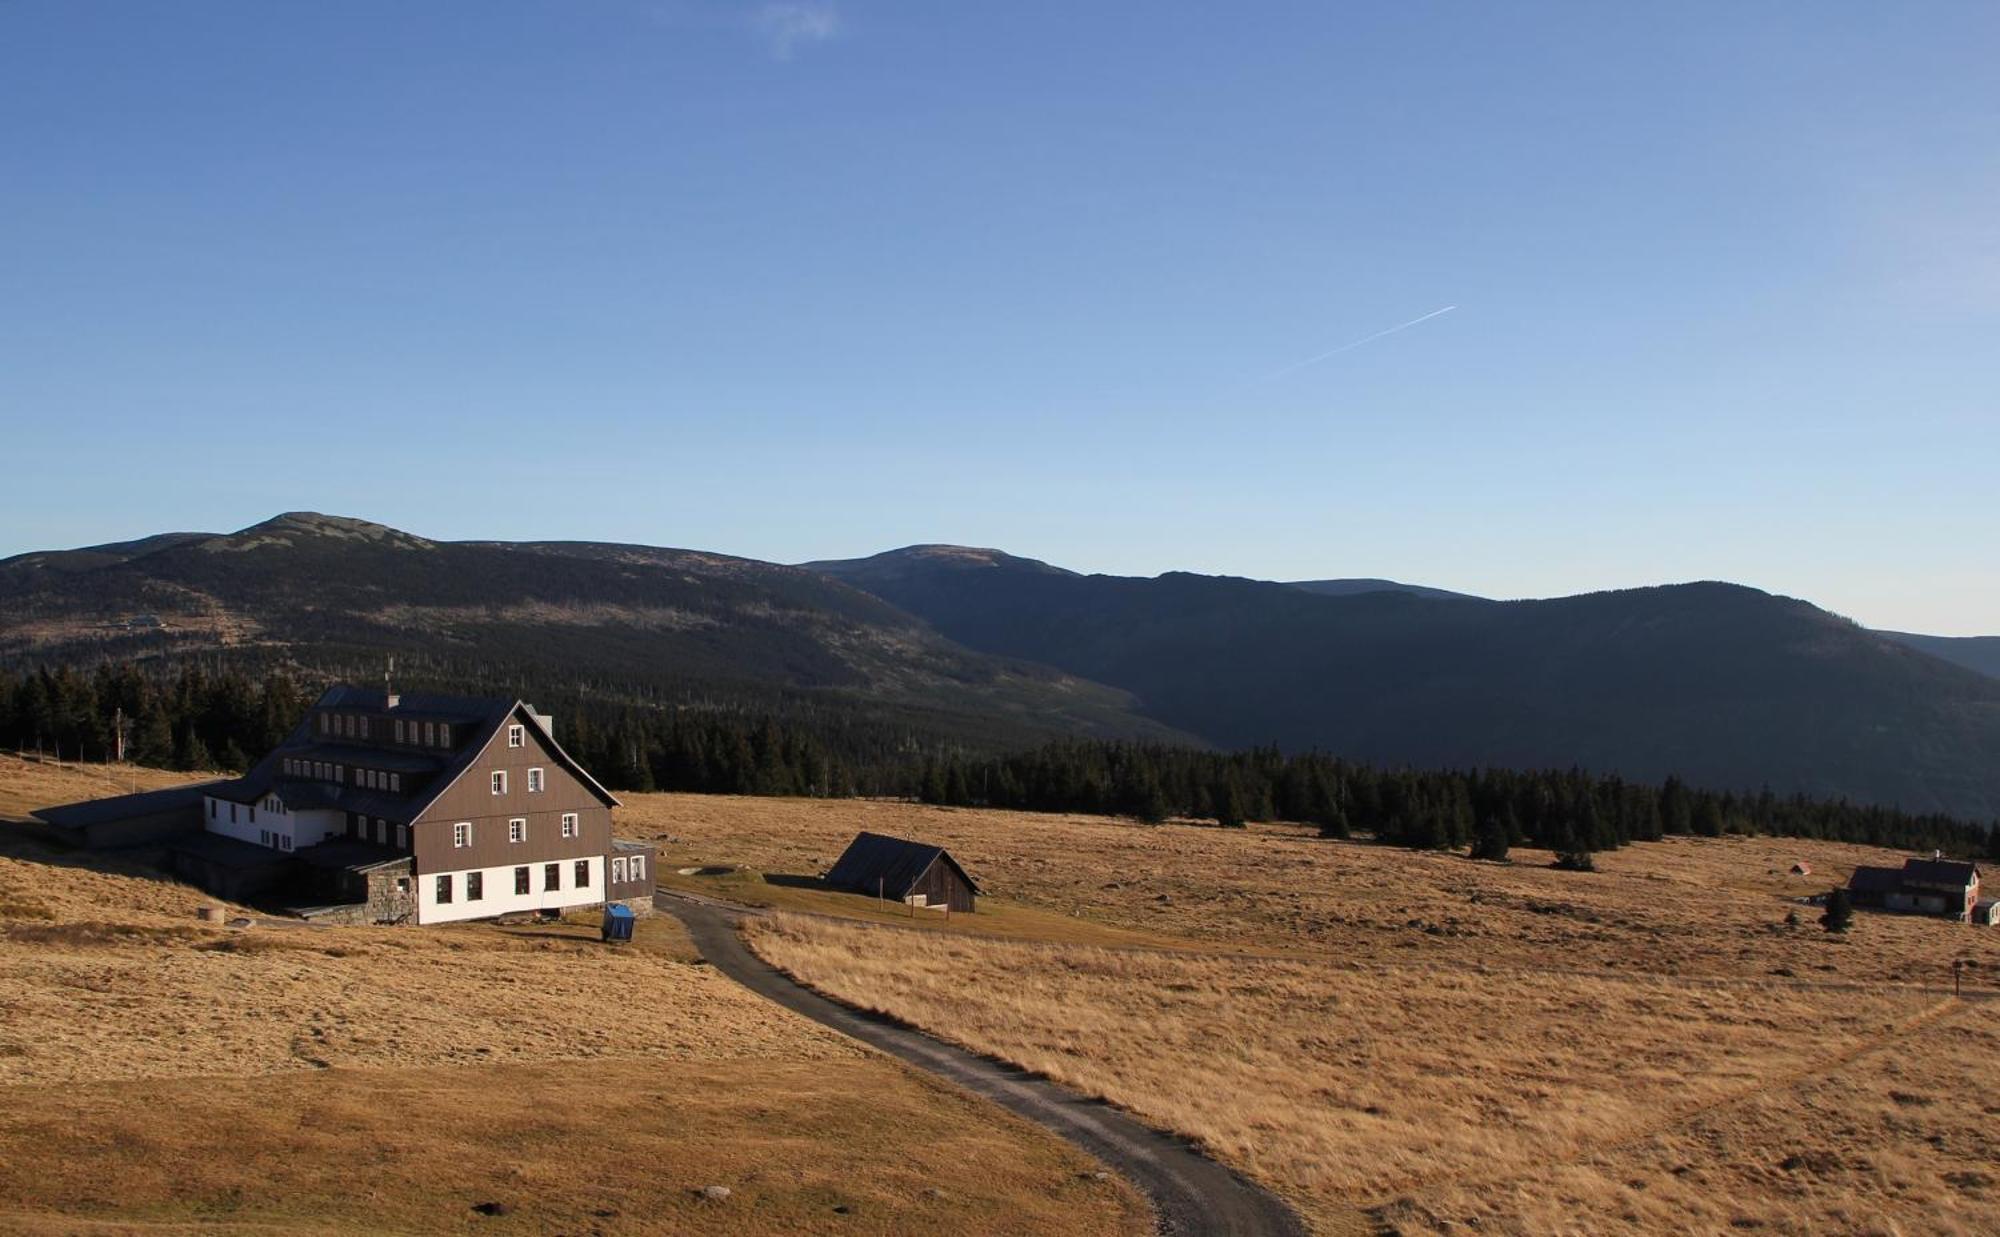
[1878,631,2000,681]
[0,513,1191,756]
[9,516,2000,819]
[809,546,2000,819]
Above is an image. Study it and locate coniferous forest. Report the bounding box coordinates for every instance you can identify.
[3,661,1995,864]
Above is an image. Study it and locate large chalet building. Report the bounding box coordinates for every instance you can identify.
[38,685,656,925]
[197,686,646,924]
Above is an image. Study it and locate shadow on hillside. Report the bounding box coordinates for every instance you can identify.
[761,872,830,890]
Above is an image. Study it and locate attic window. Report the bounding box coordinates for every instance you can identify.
[508,724,525,748]
[491,770,507,795]
[527,768,544,793]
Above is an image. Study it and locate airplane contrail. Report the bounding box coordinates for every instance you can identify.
[1259,304,1458,381]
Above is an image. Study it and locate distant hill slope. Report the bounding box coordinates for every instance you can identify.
[1286,577,1482,601]
[1878,631,2000,681]
[807,547,2000,819]
[0,514,1192,751]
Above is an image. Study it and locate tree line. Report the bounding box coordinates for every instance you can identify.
[3,662,1995,864]
[900,741,2000,863]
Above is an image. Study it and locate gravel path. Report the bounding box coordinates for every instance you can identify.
[655,889,1308,1237]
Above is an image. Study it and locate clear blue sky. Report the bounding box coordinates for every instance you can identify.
[4,2,1996,632]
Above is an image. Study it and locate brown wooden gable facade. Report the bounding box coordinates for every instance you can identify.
[410,707,616,877]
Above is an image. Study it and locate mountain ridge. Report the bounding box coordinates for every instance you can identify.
[7,519,1999,816]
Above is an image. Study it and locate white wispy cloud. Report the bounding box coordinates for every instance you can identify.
[753,1,839,60]
[1258,305,1458,381]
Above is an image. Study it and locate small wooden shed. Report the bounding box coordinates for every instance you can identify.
[825,831,978,913]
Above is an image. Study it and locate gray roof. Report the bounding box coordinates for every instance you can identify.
[825,831,978,898]
[1846,866,1904,893]
[212,684,618,825]
[1901,859,1979,886]
[292,838,411,873]
[32,781,221,828]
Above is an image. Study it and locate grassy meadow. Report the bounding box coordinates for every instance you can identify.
[0,756,1148,1236]
[616,790,2000,1235]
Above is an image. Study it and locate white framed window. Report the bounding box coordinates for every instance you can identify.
[560,812,578,838]
[394,718,405,743]
[527,767,544,793]
[423,722,435,746]
[334,764,344,782]
[612,856,627,884]
[631,855,646,883]
[390,773,401,792]
[491,770,507,795]
[436,724,450,747]
[508,724,525,748]
[508,818,527,844]
[395,823,407,849]
[452,821,472,848]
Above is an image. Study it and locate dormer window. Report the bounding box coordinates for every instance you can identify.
[508,724,525,748]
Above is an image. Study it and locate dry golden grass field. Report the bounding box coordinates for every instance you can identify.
[615,791,2000,1235]
[0,756,1147,1235]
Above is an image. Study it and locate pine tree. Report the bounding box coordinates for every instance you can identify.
[1212,778,1246,828]
[1470,814,1511,862]
[175,725,213,771]
[1820,888,1853,933]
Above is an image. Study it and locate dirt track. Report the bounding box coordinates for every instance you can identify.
[656,890,1307,1237]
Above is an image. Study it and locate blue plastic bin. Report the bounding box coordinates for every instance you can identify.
[601,903,636,943]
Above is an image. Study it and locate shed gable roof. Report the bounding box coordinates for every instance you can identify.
[1900,858,1978,886]
[825,831,978,897]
